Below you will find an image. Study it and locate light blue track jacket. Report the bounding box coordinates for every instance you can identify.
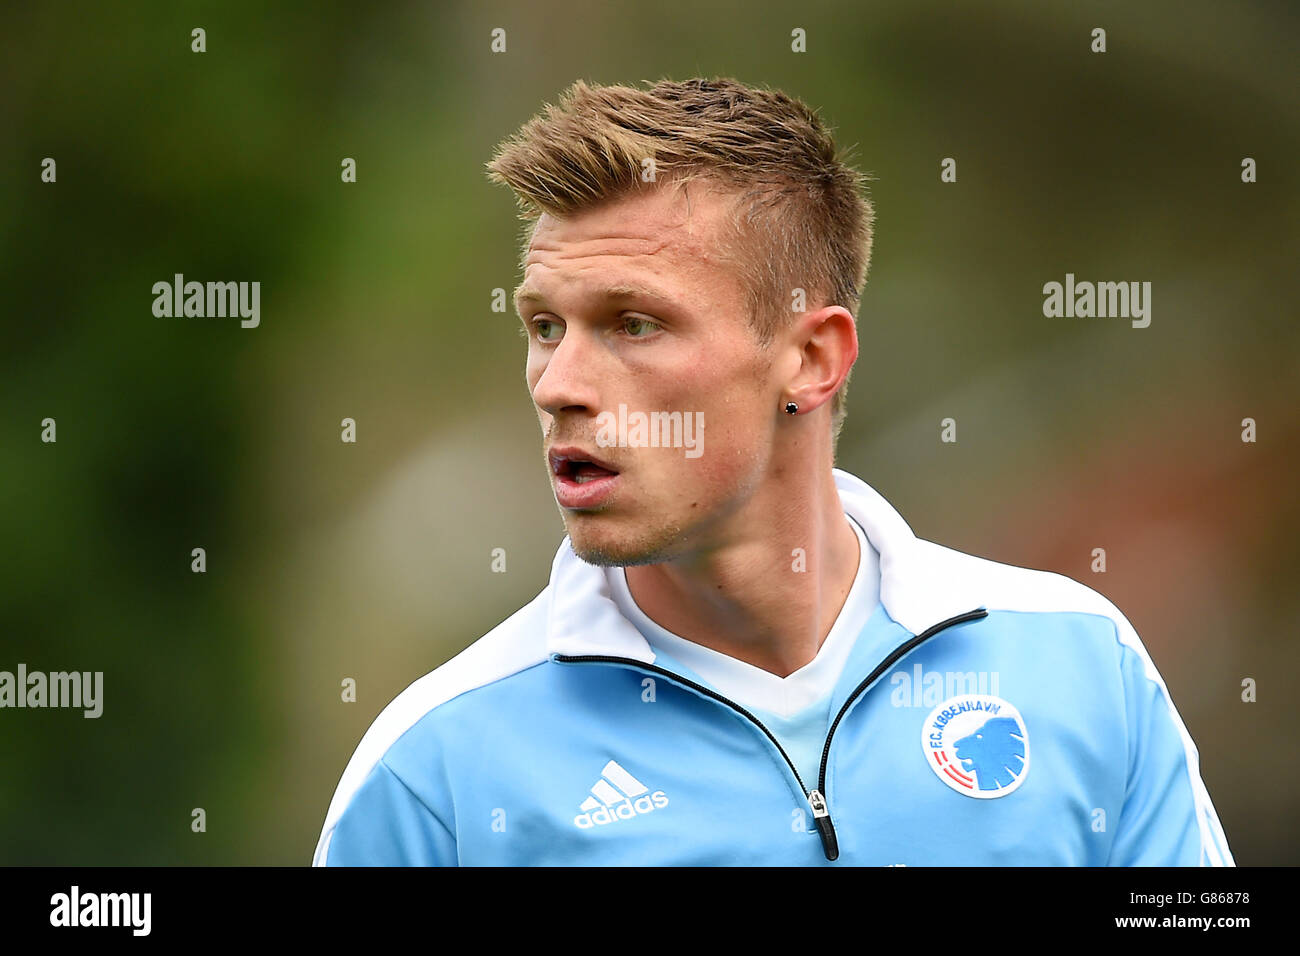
[313,469,1234,866]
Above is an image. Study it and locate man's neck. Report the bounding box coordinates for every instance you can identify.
[623,467,860,678]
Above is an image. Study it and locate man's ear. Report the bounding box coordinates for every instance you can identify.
[784,306,858,413]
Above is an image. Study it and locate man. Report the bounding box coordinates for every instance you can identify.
[313,77,1233,866]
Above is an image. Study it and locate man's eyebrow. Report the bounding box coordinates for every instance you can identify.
[512,282,682,314]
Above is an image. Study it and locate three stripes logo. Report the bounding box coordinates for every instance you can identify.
[573,759,669,829]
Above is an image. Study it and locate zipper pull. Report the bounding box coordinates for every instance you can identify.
[808,789,839,861]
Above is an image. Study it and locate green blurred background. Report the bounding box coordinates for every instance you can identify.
[2,0,1296,864]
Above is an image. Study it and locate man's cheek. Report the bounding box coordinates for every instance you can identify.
[674,440,732,489]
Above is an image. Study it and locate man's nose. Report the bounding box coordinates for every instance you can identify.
[531,330,602,417]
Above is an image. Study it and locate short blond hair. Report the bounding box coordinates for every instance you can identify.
[485,77,875,445]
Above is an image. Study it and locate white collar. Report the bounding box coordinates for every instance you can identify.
[546,468,982,663]
[606,514,878,717]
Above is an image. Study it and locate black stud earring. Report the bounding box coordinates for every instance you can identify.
[785,401,798,415]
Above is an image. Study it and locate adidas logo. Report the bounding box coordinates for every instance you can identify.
[573,759,669,829]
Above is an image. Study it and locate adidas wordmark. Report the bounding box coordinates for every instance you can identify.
[573,759,669,829]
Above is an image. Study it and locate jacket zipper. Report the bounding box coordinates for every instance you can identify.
[554,606,988,862]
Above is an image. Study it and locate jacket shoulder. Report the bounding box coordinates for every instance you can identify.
[911,535,1138,639]
[917,537,1233,864]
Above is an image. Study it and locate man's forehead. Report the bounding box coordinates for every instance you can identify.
[526,184,733,258]
[525,230,674,261]
[513,248,730,314]
[512,276,688,315]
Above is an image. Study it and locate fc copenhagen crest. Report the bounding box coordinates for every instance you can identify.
[921,694,1029,798]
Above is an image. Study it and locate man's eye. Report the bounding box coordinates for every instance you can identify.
[623,315,660,337]
[532,318,563,342]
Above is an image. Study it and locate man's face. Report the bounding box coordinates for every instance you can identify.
[515,182,780,566]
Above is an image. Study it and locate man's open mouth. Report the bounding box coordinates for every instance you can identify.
[549,448,621,484]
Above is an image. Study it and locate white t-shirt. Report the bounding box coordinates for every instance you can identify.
[606,514,882,791]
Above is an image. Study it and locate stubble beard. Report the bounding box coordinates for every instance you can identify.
[563,509,690,568]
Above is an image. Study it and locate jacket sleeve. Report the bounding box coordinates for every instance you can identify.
[1106,634,1234,866]
[315,759,458,866]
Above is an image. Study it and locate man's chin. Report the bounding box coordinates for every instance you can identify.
[566,526,685,568]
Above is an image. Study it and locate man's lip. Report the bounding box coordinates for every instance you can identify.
[548,445,620,475]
